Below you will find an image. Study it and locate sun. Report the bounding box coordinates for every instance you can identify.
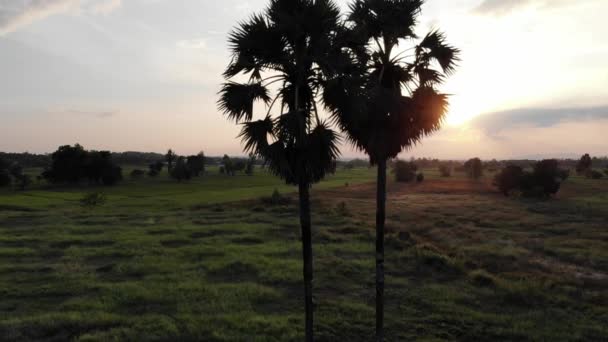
[445,97,483,126]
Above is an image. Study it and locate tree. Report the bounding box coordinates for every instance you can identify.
[130,169,145,179]
[493,165,524,196]
[165,149,177,172]
[170,156,192,181]
[323,1,459,339]
[148,161,164,177]
[245,154,256,176]
[219,1,341,339]
[187,152,206,177]
[439,163,451,177]
[393,160,418,182]
[464,158,483,179]
[41,145,122,186]
[521,159,563,198]
[42,144,87,183]
[576,153,592,175]
[0,169,10,187]
[222,155,235,176]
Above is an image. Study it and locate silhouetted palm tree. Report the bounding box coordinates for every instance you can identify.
[218,1,342,340]
[323,1,459,340]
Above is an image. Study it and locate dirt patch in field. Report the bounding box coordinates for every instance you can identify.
[319,178,496,201]
[160,239,192,248]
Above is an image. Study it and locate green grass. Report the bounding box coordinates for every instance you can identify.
[0,168,607,341]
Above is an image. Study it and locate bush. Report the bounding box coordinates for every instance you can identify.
[576,153,592,175]
[494,160,567,198]
[80,192,106,208]
[493,165,524,196]
[464,158,483,179]
[148,161,164,177]
[42,145,122,185]
[262,189,291,206]
[393,160,417,182]
[588,170,604,179]
[604,169,608,177]
[438,164,451,177]
[557,168,570,181]
[416,173,424,183]
[335,201,350,216]
[130,169,145,179]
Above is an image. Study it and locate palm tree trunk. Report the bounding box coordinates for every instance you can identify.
[298,181,314,342]
[376,159,387,342]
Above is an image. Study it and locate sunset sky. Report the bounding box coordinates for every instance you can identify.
[1,0,607,159]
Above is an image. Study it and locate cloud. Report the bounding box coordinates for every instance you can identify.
[472,0,572,16]
[469,106,608,137]
[90,0,122,15]
[0,0,122,35]
[176,38,207,50]
[62,108,118,118]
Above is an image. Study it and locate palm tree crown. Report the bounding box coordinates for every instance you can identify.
[219,0,344,184]
[324,0,459,164]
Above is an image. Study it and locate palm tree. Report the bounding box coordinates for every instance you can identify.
[323,0,459,340]
[218,1,342,340]
[165,149,176,171]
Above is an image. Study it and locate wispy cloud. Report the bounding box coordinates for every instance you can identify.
[90,0,122,15]
[0,0,122,35]
[472,0,574,16]
[176,38,207,50]
[469,106,608,137]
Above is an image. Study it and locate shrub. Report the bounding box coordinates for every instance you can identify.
[148,161,164,177]
[493,165,524,196]
[262,188,291,206]
[557,168,570,181]
[393,160,417,182]
[464,158,483,179]
[130,169,145,179]
[494,160,567,198]
[335,201,350,216]
[470,269,496,288]
[80,192,106,208]
[604,169,608,177]
[576,153,592,175]
[416,173,424,183]
[588,170,604,179]
[438,164,451,177]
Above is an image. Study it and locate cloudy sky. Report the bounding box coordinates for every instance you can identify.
[1,0,606,159]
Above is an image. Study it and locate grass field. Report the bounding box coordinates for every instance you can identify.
[0,167,607,341]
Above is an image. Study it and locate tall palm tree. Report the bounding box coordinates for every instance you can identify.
[323,0,459,340]
[218,1,343,340]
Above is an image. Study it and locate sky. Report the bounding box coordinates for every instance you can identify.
[0,0,606,159]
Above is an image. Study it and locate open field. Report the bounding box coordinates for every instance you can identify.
[1,168,607,341]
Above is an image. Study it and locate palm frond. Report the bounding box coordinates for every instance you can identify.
[306,122,341,182]
[416,30,460,75]
[225,13,286,78]
[218,82,271,123]
[238,117,274,154]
